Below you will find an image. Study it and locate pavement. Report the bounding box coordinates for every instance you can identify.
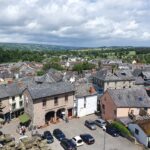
[1,115,142,150]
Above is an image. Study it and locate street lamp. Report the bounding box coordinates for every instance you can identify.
[103,127,106,150]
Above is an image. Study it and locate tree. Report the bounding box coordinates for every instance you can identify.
[36,70,45,76]
[73,62,96,74]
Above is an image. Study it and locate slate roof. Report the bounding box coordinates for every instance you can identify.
[0,85,9,99]
[94,69,135,81]
[135,77,144,85]
[0,82,24,99]
[75,82,97,97]
[34,74,56,84]
[47,69,63,82]
[114,70,134,80]
[142,71,150,80]
[28,81,75,100]
[107,87,150,108]
[94,69,119,81]
[5,83,24,97]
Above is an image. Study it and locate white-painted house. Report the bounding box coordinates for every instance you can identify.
[128,120,150,148]
[74,83,97,117]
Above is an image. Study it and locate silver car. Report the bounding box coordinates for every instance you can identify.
[85,120,97,130]
[95,119,107,129]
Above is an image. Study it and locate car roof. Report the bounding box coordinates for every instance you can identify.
[73,136,82,140]
[54,128,62,132]
[80,133,92,137]
[96,119,106,122]
[86,120,94,123]
[44,130,51,133]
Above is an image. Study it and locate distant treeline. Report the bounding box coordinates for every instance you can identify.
[0,46,150,64]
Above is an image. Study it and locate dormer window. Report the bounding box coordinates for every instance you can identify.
[12,96,15,101]
[121,72,126,76]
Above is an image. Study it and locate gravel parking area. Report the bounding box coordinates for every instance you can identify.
[1,115,142,150]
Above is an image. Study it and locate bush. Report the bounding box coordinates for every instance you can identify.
[111,121,131,137]
[36,70,45,76]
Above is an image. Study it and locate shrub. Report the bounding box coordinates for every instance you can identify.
[111,121,131,137]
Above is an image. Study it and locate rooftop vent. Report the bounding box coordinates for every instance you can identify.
[138,97,143,101]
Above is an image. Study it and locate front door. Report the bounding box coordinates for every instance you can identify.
[68,109,72,117]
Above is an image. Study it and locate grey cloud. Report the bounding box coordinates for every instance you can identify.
[0,0,150,46]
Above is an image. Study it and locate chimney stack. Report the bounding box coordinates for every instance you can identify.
[89,86,95,94]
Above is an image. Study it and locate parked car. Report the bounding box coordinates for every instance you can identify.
[60,138,77,150]
[19,135,29,142]
[95,119,107,129]
[80,134,95,145]
[31,130,42,137]
[72,136,84,147]
[0,131,3,136]
[43,131,54,143]
[53,129,66,141]
[106,126,119,137]
[85,120,97,130]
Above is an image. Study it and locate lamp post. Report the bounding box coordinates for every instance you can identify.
[103,127,106,150]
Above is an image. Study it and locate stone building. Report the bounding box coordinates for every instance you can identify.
[23,81,75,126]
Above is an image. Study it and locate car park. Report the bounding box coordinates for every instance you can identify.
[72,136,84,147]
[95,119,107,129]
[106,126,119,137]
[80,134,95,145]
[85,120,97,130]
[53,128,66,141]
[43,131,54,143]
[60,138,77,150]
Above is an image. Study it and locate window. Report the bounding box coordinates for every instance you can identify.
[12,103,16,110]
[84,97,86,108]
[19,95,22,99]
[12,96,15,101]
[54,97,58,106]
[42,99,47,107]
[65,95,68,102]
[19,101,23,107]
[135,128,139,135]
[102,104,105,114]
[114,110,117,115]
[144,108,148,111]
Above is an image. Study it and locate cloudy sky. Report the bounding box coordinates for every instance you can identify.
[0,0,150,47]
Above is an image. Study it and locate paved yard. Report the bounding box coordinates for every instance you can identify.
[1,115,142,150]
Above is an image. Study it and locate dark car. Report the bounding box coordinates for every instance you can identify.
[0,131,3,136]
[53,129,66,141]
[43,131,54,143]
[106,126,119,137]
[85,120,97,130]
[60,138,77,150]
[80,134,95,145]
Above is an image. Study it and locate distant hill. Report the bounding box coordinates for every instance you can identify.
[0,42,86,51]
[0,42,150,52]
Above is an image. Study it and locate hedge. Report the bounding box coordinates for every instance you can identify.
[111,121,131,137]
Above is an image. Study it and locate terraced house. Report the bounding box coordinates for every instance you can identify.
[23,81,75,127]
[93,69,135,92]
[0,83,24,122]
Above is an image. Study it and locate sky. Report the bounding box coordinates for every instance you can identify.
[0,0,150,47]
